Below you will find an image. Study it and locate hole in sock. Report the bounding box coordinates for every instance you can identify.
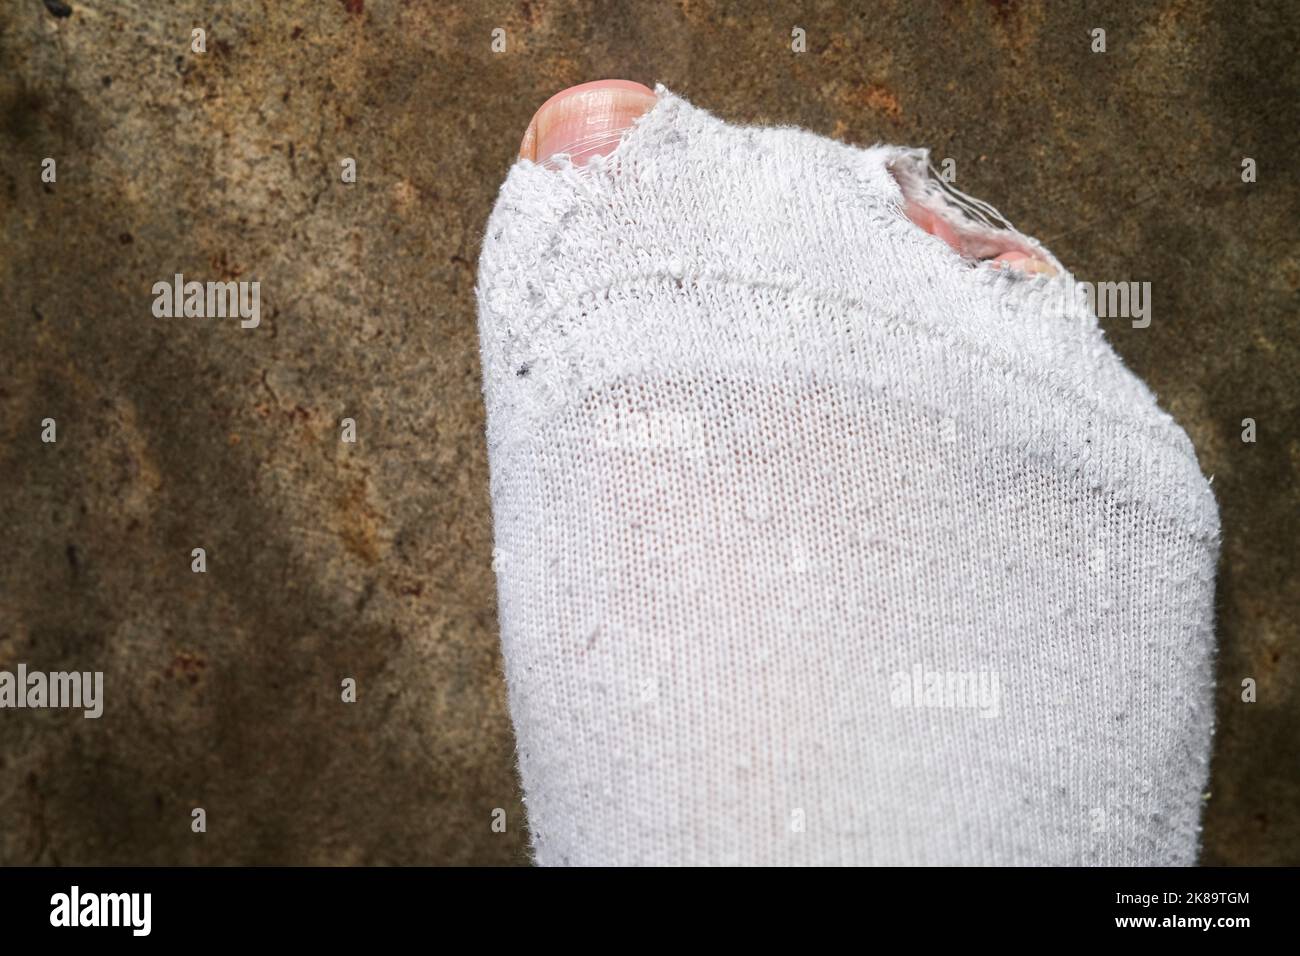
[887,150,1055,272]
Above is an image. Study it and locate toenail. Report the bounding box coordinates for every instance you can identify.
[990,251,1058,277]
[520,80,656,167]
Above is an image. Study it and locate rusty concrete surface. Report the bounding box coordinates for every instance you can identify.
[1,0,1296,864]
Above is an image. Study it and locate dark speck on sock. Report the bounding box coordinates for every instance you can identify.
[517,363,531,377]
[44,0,72,17]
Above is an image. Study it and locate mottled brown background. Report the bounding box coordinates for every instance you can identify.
[1,0,1295,865]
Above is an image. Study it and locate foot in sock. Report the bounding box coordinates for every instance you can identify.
[476,81,1220,865]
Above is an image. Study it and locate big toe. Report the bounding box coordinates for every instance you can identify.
[520,80,657,168]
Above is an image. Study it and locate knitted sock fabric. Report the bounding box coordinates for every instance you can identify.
[474,88,1220,866]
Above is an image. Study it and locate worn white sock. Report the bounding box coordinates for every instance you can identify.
[475,88,1220,866]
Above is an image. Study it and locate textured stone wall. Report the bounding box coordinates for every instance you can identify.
[1,0,1295,864]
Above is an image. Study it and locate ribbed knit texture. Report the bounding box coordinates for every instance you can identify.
[475,88,1220,865]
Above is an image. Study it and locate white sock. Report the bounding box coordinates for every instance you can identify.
[475,87,1220,866]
